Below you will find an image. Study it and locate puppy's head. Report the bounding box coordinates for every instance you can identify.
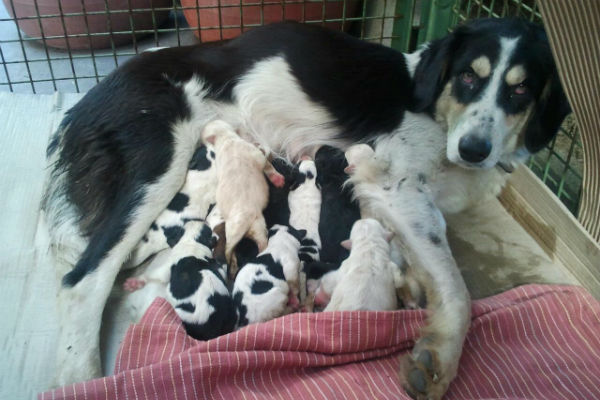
[290,159,318,190]
[344,144,374,174]
[342,218,392,249]
[411,18,570,170]
[202,119,238,146]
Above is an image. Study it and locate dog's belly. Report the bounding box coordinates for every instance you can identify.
[214,56,349,160]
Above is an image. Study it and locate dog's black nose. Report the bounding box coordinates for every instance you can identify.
[458,135,491,163]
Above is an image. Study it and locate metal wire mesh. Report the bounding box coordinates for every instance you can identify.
[451,0,583,215]
[0,0,402,94]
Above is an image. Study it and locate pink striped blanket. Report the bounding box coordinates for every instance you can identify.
[40,284,600,399]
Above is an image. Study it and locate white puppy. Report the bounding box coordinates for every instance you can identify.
[312,219,399,311]
[202,120,285,279]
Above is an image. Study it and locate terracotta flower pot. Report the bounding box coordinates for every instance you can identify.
[180,0,360,42]
[4,0,172,50]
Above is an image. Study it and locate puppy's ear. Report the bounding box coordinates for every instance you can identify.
[384,231,394,242]
[410,26,467,113]
[204,134,216,145]
[524,72,571,153]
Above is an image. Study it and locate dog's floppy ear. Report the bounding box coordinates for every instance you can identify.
[411,26,468,113]
[524,71,571,153]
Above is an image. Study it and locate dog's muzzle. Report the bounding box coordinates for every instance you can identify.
[458,135,492,163]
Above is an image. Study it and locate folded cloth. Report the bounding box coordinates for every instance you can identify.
[40,284,600,400]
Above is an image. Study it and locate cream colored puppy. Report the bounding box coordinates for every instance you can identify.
[320,218,398,311]
[202,120,284,279]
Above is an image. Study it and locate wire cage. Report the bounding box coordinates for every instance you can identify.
[0,1,404,94]
[0,0,582,215]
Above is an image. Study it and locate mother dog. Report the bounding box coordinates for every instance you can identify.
[43,18,569,399]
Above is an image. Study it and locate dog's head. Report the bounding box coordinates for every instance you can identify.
[410,18,570,170]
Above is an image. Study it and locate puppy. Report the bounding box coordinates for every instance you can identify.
[124,220,235,340]
[203,120,285,279]
[232,224,306,327]
[264,158,296,228]
[314,146,361,265]
[311,219,398,311]
[128,144,217,267]
[289,158,322,263]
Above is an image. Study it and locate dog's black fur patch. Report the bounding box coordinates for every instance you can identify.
[254,254,285,281]
[234,238,259,270]
[188,145,212,171]
[263,158,296,228]
[182,292,236,341]
[167,193,190,213]
[304,261,340,280]
[163,225,185,248]
[176,302,196,313]
[250,279,274,295]
[194,224,214,248]
[169,256,205,299]
[233,291,248,327]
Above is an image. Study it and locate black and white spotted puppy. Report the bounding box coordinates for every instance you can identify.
[314,146,361,266]
[289,158,322,263]
[125,220,235,340]
[232,224,306,327]
[128,145,217,267]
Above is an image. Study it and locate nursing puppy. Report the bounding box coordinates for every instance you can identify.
[129,145,217,267]
[314,146,361,265]
[313,219,398,311]
[289,158,322,263]
[264,158,296,228]
[203,120,285,279]
[124,220,234,340]
[232,224,306,327]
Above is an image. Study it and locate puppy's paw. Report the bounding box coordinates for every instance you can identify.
[123,277,146,292]
[269,172,285,188]
[400,340,449,400]
[287,291,300,310]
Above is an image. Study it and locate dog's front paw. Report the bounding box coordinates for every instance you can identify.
[400,339,450,400]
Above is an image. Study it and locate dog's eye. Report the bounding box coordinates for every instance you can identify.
[514,83,527,95]
[460,71,476,85]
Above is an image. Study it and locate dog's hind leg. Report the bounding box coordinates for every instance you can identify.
[379,177,470,400]
[246,216,268,253]
[224,212,254,279]
[53,118,207,387]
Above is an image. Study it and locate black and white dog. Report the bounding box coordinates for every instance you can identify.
[43,18,569,399]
